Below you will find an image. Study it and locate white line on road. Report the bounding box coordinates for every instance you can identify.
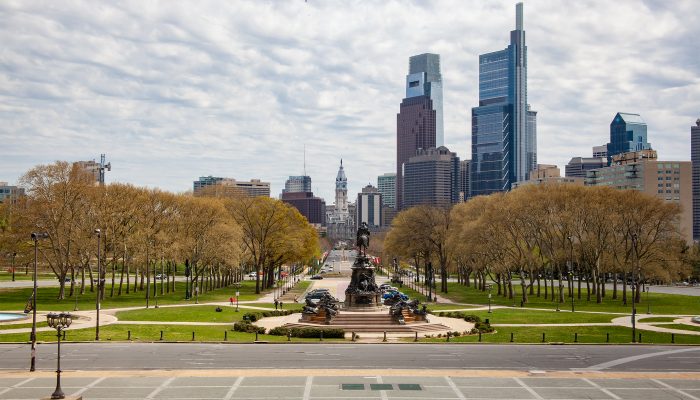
[376,375,389,400]
[652,379,700,400]
[580,347,700,371]
[514,377,544,400]
[303,375,313,400]
[444,376,466,400]
[581,377,621,400]
[145,376,175,399]
[223,376,244,400]
[0,377,35,397]
[70,376,106,397]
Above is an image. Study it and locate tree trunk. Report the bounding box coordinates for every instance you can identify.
[622,273,628,305]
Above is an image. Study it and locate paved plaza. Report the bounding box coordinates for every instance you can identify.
[1,372,700,400]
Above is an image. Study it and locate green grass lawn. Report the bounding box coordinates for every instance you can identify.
[429,282,700,315]
[414,325,700,345]
[0,280,270,312]
[0,273,55,281]
[651,323,700,333]
[432,308,617,324]
[0,324,342,343]
[115,305,300,323]
[638,317,678,323]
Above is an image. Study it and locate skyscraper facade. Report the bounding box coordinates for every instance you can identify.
[377,173,396,209]
[606,112,652,163]
[692,118,700,240]
[396,54,442,210]
[283,176,312,194]
[356,185,382,230]
[403,146,460,209]
[470,2,536,197]
[459,160,470,202]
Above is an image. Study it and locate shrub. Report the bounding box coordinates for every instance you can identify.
[242,312,259,322]
[463,315,481,323]
[474,322,494,333]
[267,327,345,339]
[452,331,461,337]
[233,321,265,334]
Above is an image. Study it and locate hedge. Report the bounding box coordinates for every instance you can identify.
[233,321,266,334]
[268,326,345,338]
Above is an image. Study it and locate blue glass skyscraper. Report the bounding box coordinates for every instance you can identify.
[470,3,537,197]
[606,112,651,163]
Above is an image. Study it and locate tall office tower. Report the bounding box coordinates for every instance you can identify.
[377,173,396,209]
[283,176,312,194]
[692,118,700,240]
[403,146,460,209]
[281,191,326,226]
[356,185,383,230]
[396,54,442,210]
[459,160,471,201]
[606,112,652,163]
[470,2,536,197]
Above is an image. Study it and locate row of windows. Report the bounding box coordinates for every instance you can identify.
[657,189,681,194]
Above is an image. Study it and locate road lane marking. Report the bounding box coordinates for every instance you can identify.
[444,376,466,400]
[652,379,700,400]
[514,377,544,400]
[302,375,313,400]
[145,376,175,399]
[580,348,700,371]
[581,378,621,400]
[223,376,244,400]
[375,376,389,400]
[0,377,35,396]
[70,376,106,397]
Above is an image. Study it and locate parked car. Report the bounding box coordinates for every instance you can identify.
[155,274,167,280]
[379,283,392,291]
[310,275,323,280]
[247,272,257,278]
[382,290,408,301]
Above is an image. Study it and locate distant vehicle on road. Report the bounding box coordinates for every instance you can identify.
[155,274,167,280]
[382,290,408,301]
[310,275,323,280]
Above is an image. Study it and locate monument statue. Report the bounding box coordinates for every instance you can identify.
[356,222,370,256]
[344,223,382,310]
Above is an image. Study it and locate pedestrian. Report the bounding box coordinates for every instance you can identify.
[274,299,279,310]
[229,297,233,306]
[279,301,284,310]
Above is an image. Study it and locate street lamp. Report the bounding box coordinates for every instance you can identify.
[184,259,191,300]
[568,236,575,312]
[30,231,49,372]
[631,233,639,343]
[94,229,101,341]
[486,284,493,313]
[646,284,651,314]
[9,252,17,282]
[46,312,72,399]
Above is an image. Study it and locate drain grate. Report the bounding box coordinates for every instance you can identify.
[398,383,422,390]
[341,384,365,390]
[370,383,394,390]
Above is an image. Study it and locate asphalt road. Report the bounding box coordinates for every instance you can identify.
[1,343,698,372]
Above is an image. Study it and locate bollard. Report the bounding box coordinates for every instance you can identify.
[192,331,195,341]
[510,332,514,343]
[542,333,545,343]
[414,332,418,342]
[320,331,323,341]
[574,333,578,343]
[606,332,609,343]
[478,330,482,342]
[352,332,356,342]
[446,332,451,342]
[287,332,291,342]
[224,331,228,341]
[383,331,387,342]
[128,330,131,341]
[160,330,164,341]
[255,331,259,342]
[672,333,675,344]
[638,333,642,343]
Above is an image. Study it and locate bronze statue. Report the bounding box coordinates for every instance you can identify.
[356,222,370,256]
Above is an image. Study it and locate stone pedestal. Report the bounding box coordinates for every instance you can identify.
[344,255,382,311]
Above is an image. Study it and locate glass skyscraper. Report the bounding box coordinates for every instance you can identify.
[606,112,652,163]
[470,3,537,197]
[396,53,443,210]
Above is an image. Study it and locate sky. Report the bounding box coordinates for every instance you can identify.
[1,0,699,203]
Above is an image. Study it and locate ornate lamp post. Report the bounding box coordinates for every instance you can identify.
[568,236,575,313]
[30,232,49,372]
[631,233,639,343]
[46,312,72,399]
[486,284,493,313]
[94,229,101,341]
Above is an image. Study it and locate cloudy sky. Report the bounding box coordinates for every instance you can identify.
[1,0,698,202]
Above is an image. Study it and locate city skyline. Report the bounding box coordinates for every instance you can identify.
[1,1,698,203]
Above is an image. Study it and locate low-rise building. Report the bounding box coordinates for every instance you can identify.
[193,176,270,197]
[0,182,25,205]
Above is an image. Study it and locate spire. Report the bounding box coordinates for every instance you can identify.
[516,2,523,30]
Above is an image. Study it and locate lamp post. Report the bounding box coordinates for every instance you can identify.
[184,259,191,300]
[30,232,49,372]
[631,233,638,343]
[46,312,72,399]
[646,284,651,314]
[11,252,17,282]
[486,284,493,313]
[568,236,575,312]
[94,229,101,341]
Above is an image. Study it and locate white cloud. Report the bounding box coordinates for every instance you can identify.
[1,0,698,202]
